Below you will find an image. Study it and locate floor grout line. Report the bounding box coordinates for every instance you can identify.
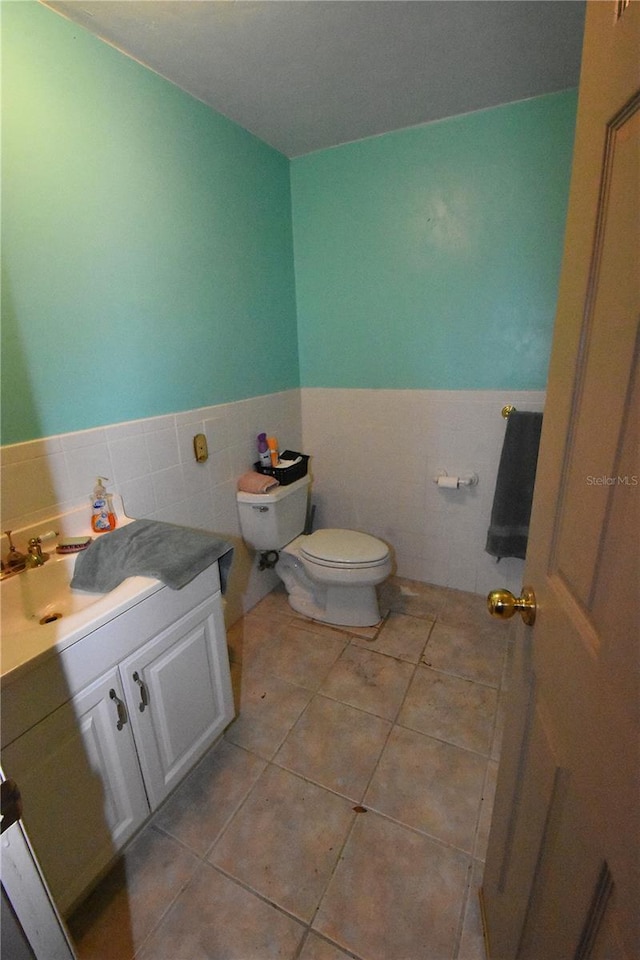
[69,578,505,960]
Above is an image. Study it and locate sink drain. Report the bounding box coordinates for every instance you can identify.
[39,612,63,625]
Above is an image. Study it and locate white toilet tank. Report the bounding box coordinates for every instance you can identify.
[237,475,310,550]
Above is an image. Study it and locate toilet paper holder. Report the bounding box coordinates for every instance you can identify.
[433,471,479,488]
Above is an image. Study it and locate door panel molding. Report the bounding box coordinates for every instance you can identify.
[551,92,640,611]
[574,861,615,960]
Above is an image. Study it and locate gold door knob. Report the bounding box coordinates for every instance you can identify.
[487,587,537,626]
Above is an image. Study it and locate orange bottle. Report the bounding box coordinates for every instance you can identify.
[267,437,279,467]
[91,477,117,532]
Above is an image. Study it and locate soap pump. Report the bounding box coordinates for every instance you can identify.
[91,477,117,532]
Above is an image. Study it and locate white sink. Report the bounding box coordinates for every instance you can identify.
[1,554,104,633]
[1,522,163,683]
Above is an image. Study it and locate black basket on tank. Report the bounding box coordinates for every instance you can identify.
[254,450,309,486]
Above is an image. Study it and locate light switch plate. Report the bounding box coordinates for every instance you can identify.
[193,433,208,462]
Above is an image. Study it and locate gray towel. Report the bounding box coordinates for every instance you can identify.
[486,411,543,560]
[71,520,233,593]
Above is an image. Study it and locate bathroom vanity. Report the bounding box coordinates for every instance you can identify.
[1,551,234,917]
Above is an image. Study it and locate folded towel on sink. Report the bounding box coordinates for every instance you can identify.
[70,520,233,593]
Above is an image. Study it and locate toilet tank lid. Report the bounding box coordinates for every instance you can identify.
[300,529,389,565]
[236,474,310,503]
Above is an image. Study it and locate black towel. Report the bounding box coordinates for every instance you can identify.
[71,520,234,593]
[485,411,543,560]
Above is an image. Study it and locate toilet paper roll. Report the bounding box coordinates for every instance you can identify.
[437,475,460,489]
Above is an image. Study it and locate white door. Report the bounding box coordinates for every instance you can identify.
[482,3,639,958]
[3,669,149,915]
[120,594,234,809]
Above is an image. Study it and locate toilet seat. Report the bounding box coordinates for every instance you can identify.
[299,529,389,569]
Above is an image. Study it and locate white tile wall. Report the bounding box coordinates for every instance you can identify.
[0,387,544,619]
[0,391,304,623]
[301,388,545,597]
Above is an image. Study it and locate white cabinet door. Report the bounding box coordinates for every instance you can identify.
[120,592,234,809]
[2,668,149,916]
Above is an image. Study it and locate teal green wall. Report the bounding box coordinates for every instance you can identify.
[291,90,577,390]
[1,1,299,444]
[2,2,578,446]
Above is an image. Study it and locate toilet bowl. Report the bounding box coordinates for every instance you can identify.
[236,476,391,627]
[280,529,392,626]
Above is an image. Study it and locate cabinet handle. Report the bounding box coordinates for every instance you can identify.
[132,671,150,712]
[109,688,128,730]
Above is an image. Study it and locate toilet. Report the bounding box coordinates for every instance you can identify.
[236,475,392,626]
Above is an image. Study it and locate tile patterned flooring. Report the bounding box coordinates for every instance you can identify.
[69,578,507,960]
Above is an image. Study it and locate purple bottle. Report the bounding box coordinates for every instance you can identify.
[257,433,271,467]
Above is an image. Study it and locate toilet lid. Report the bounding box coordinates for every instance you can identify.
[300,529,389,567]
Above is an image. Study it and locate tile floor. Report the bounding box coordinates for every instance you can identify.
[68,577,508,960]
